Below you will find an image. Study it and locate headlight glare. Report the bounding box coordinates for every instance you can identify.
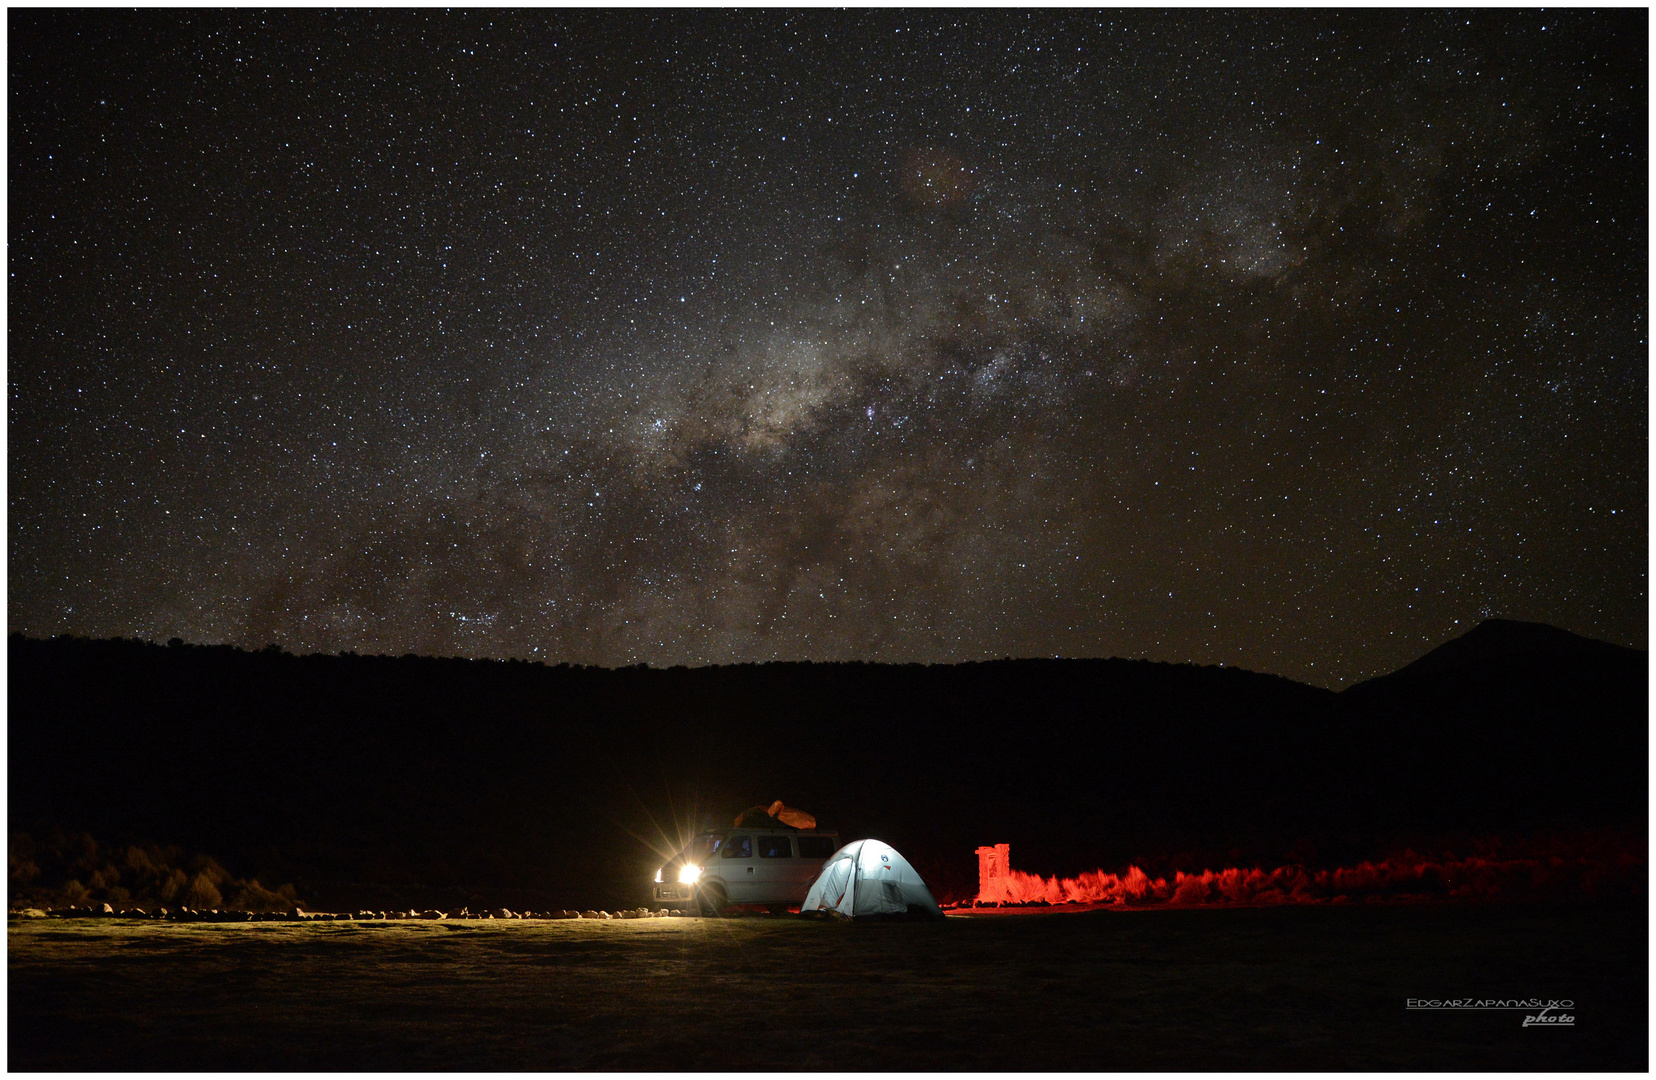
[678,864,702,884]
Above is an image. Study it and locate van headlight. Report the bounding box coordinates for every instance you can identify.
[654,868,663,883]
[678,864,702,884]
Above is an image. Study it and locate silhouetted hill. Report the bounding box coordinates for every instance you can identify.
[1355,618,1637,682]
[8,624,1644,909]
[1332,619,1646,836]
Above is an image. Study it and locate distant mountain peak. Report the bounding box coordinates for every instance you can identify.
[1388,618,1637,680]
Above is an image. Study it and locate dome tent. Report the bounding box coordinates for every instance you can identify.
[800,839,944,919]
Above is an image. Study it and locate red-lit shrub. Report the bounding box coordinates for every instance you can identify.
[974,833,1645,908]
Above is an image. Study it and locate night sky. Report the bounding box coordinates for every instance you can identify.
[9,10,1646,687]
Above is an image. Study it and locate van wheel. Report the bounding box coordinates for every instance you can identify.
[696,883,728,918]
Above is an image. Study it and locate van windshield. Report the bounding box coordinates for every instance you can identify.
[684,833,724,863]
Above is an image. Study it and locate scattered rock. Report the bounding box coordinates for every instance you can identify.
[14,908,49,919]
[99,902,116,915]
[496,908,515,919]
[581,910,599,920]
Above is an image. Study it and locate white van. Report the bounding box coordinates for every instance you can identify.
[652,826,841,915]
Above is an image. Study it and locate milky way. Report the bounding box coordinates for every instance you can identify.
[10,10,1645,685]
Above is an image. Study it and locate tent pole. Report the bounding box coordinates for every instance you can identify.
[846,839,864,915]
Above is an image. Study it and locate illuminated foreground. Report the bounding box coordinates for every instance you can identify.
[9,904,1643,1070]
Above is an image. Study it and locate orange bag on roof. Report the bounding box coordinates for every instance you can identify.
[769,800,816,830]
[734,801,818,829]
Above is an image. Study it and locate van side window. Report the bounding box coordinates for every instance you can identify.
[797,836,835,859]
[720,835,752,859]
[757,835,792,858]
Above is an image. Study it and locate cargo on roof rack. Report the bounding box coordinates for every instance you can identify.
[733,800,816,830]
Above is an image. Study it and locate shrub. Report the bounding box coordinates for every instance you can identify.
[8,830,308,911]
[227,879,300,912]
[159,868,188,903]
[182,872,223,910]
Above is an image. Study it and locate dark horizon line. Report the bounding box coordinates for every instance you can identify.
[13,617,1642,690]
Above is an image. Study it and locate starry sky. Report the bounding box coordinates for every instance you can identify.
[10,10,1646,687]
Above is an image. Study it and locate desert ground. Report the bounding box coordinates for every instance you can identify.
[9,902,1644,1070]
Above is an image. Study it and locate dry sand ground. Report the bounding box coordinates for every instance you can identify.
[8,903,1644,1070]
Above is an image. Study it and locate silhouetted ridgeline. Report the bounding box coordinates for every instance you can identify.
[1333,619,1647,839]
[8,620,1644,910]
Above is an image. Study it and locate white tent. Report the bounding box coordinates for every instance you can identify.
[800,838,944,919]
